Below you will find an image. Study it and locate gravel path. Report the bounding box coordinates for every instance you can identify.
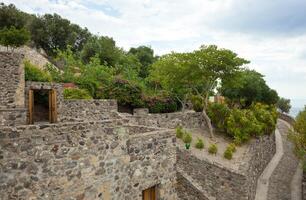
[267,119,300,200]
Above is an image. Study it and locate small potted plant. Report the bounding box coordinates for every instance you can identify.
[183,132,192,150]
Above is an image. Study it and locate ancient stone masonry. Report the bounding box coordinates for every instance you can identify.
[0,52,27,126]
[129,108,207,129]
[0,120,177,199]
[303,172,306,200]
[176,133,276,200]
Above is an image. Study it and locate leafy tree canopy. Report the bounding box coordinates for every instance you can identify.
[0,26,30,49]
[277,97,291,113]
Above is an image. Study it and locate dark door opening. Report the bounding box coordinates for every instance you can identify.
[142,186,156,200]
[33,90,49,123]
[28,89,57,124]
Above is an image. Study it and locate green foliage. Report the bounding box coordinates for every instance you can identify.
[221,69,279,107]
[289,106,306,171]
[81,36,120,66]
[63,88,92,99]
[0,3,29,29]
[129,46,156,78]
[98,77,144,108]
[195,138,204,149]
[250,103,278,135]
[183,132,193,144]
[176,126,184,139]
[277,97,291,114]
[29,13,91,55]
[191,95,204,112]
[208,143,218,154]
[226,108,263,144]
[24,60,52,82]
[0,26,30,48]
[228,143,236,153]
[224,147,233,160]
[143,95,179,113]
[207,103,231,132]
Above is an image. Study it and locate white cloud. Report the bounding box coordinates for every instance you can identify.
[4,0,306,105]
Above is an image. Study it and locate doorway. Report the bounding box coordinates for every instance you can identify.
[28,89,57,124]
[142,186,156,200]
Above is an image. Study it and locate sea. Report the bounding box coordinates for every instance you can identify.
[289,99,306,118]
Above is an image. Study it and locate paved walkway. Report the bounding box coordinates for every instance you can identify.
[255,119,302,200]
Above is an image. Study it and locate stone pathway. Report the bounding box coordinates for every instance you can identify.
[255,119,302,200]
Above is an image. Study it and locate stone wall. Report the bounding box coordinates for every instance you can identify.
[0,52,25,109]
[0,108,27,126]
[177,133,276,200]
[279,113,295,126]
[0,120,177,200]
[129,109,207,129]
[60,99,119,122]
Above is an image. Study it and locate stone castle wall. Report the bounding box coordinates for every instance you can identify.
[129,108,207,129]
[60,99,120,122]
[177,133,276,200]
[0,52,25,109]
[0,120,177,200]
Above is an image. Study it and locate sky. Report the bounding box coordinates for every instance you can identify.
[4,0,306,110]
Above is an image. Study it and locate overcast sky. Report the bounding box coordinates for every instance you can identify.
[4,0,306,108]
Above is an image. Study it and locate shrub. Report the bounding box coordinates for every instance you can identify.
[176,126,184,139]
[144,95,179,113]
[190,95,204,112]
[224,147,233,160]
[183,132,192,144]
[228,143,236,152]
[207,103,231,132]
[289,106,306,171]
[98,77,144,108]
[250,103,278,135]
[208,143,218,154]
[0,26,30,49]
[226,108,263,144]
[63,88,92,99]
[24,60,52,82]
[195,138,204,149]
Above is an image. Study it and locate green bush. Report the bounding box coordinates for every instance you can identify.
[195,138,204,149]
[98,77,144,108]
[207,103,231,132]
[208,143,218,154]
[228,143,236,153]
[183,132,192,144]
[190,95,204,112]
[24,60,52,82]
[176,126,184,139]
[144,95,179,113]
[63,88,92,99]
[250,103,278,135]
[224,147,233,160]
[226,108,263,144]
[0,26,30,48]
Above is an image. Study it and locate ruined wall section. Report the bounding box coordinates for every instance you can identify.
[0,121,177,199]
[0,52,27,126]
[130,108,207,129]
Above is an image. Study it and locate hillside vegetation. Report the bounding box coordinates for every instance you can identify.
[1,3,282,141]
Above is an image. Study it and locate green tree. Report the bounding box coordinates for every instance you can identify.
[221,69,279,107]
[81,36,120,66]
[129,46,156,78]
[0,26,30,50]
[277,97,291,113]
[29,13,91,55]
[0,3,29,29]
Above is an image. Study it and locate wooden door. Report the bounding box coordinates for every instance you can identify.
[143,186,156,200]
[28,89,34,124]
[49,89,57,123]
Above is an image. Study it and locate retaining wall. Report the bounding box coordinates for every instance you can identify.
[0,120,177,200]
[177,133,276,200]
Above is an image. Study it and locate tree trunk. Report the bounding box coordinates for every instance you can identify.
[202,108,214,139]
